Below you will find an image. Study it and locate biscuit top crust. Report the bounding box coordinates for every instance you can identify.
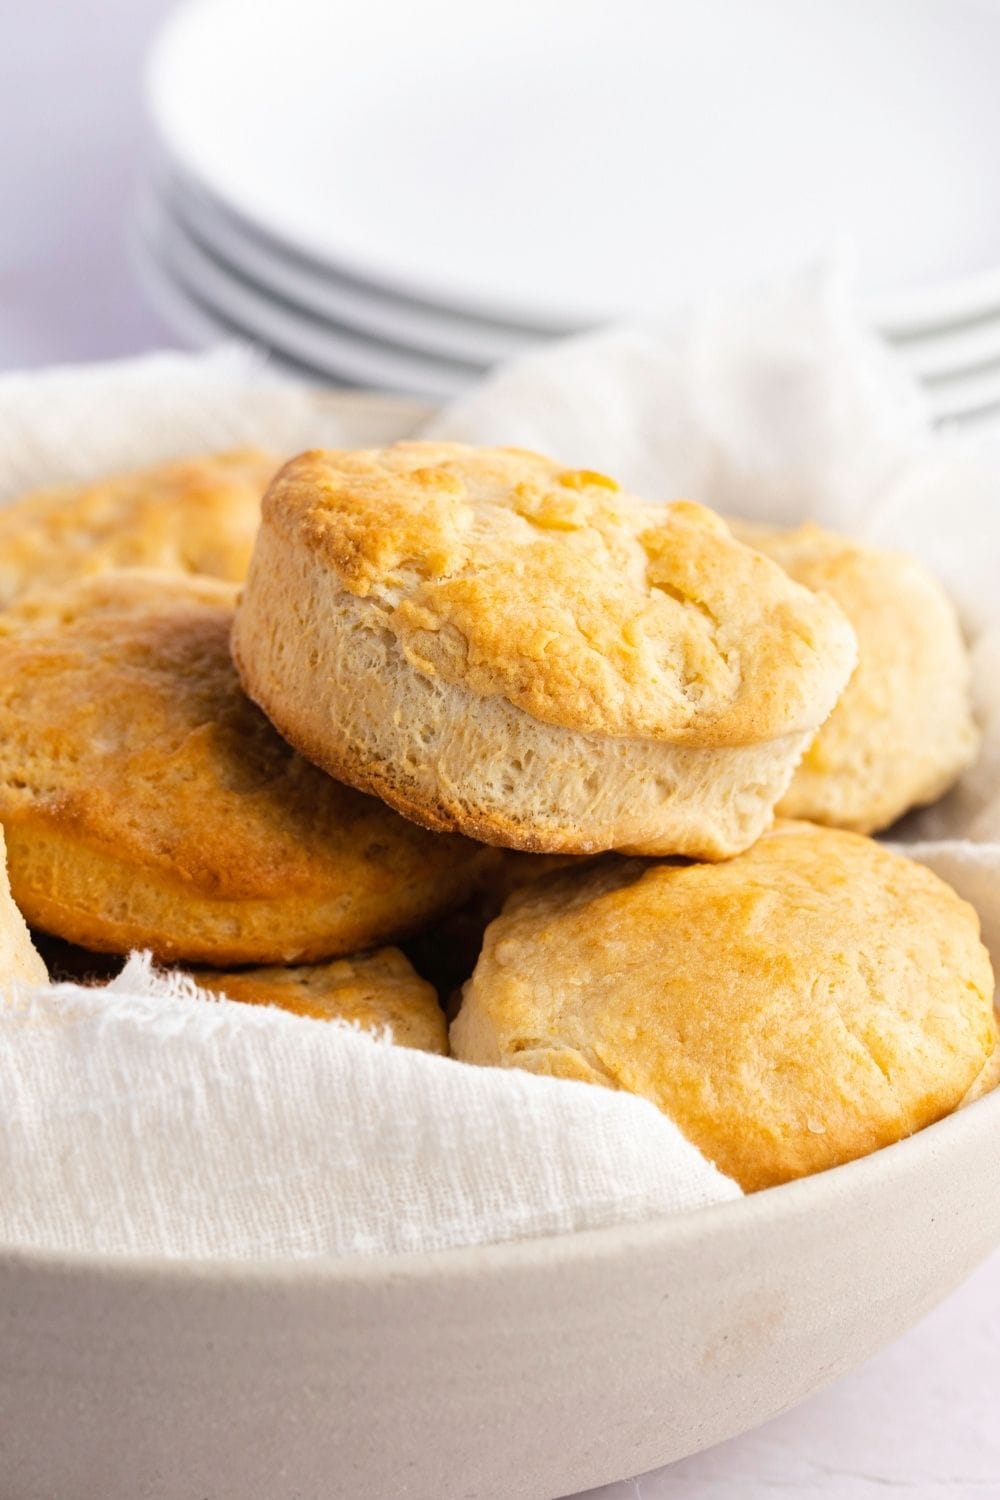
[454,821,996,1189]
[0,570,485,904]
[260,442,857,746]
[0,449,277,608]
[190,947,447,1053]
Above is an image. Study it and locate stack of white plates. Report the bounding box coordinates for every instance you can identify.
[138,0,1000,419]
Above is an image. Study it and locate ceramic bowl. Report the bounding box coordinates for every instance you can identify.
[2,1083,999,1500]
[2,389,997,1498]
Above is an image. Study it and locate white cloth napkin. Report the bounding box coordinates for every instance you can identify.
[1,265,998,1259]
[0,955,739,1258]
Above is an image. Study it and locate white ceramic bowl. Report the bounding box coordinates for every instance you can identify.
[2,389,997,1497]
[2,1083,999,1499]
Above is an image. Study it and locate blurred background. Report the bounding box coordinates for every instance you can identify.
[2,6,1000,1499]
[6,0,1000,421]
[1,0,173,367]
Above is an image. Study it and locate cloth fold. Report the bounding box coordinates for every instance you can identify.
[0,955,739,1258]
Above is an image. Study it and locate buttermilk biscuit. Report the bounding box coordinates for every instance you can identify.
[0,449,277,607]
[0,827,47,985]
[187,947,447,1054]
[451,822,996,1190]
[232,443,857,858]
[731,520,979,833]
[0,571,493,964]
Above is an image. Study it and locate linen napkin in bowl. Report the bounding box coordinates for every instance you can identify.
[0,266,998,1258]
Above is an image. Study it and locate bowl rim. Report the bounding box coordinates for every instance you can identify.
[2,1082,998,1287]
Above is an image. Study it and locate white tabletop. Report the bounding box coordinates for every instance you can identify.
[587,1247,1000,1498]
[2,5,999,1497]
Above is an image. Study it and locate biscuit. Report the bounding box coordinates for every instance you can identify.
[0,826,47,985]
[187,947,447,1054]
[0,449,277,608]
[232,444,857,859]
[451,821,996,1190]
[731,520,979,833]
[961,1027,1000,1107]
[0,571,494,964]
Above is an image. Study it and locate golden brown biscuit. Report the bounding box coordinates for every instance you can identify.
[0,449,277,607]
[731,520,979,833]
[232,443,857,859]
[0,570,495,964]
[0,826,47,985]
[187,947,447,1054]
[451,822,996,1190]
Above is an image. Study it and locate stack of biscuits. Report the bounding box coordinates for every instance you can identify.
[0,442,994,1191]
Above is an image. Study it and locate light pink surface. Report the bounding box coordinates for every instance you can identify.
[1,5,998,1495]
[587,1249,1000,1498]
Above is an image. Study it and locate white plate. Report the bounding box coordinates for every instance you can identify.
[133,192,474,400]
[925,361,1000,422]
[166,155,1000,384]
[892,313,1000,381]
[133,198,1000,423]
[132,210,1000,424]
[867,271,1000,339]
[147,0,1000,332]
[163,162,1000,380]
[129,214,335,384]
[161,167,542,369]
